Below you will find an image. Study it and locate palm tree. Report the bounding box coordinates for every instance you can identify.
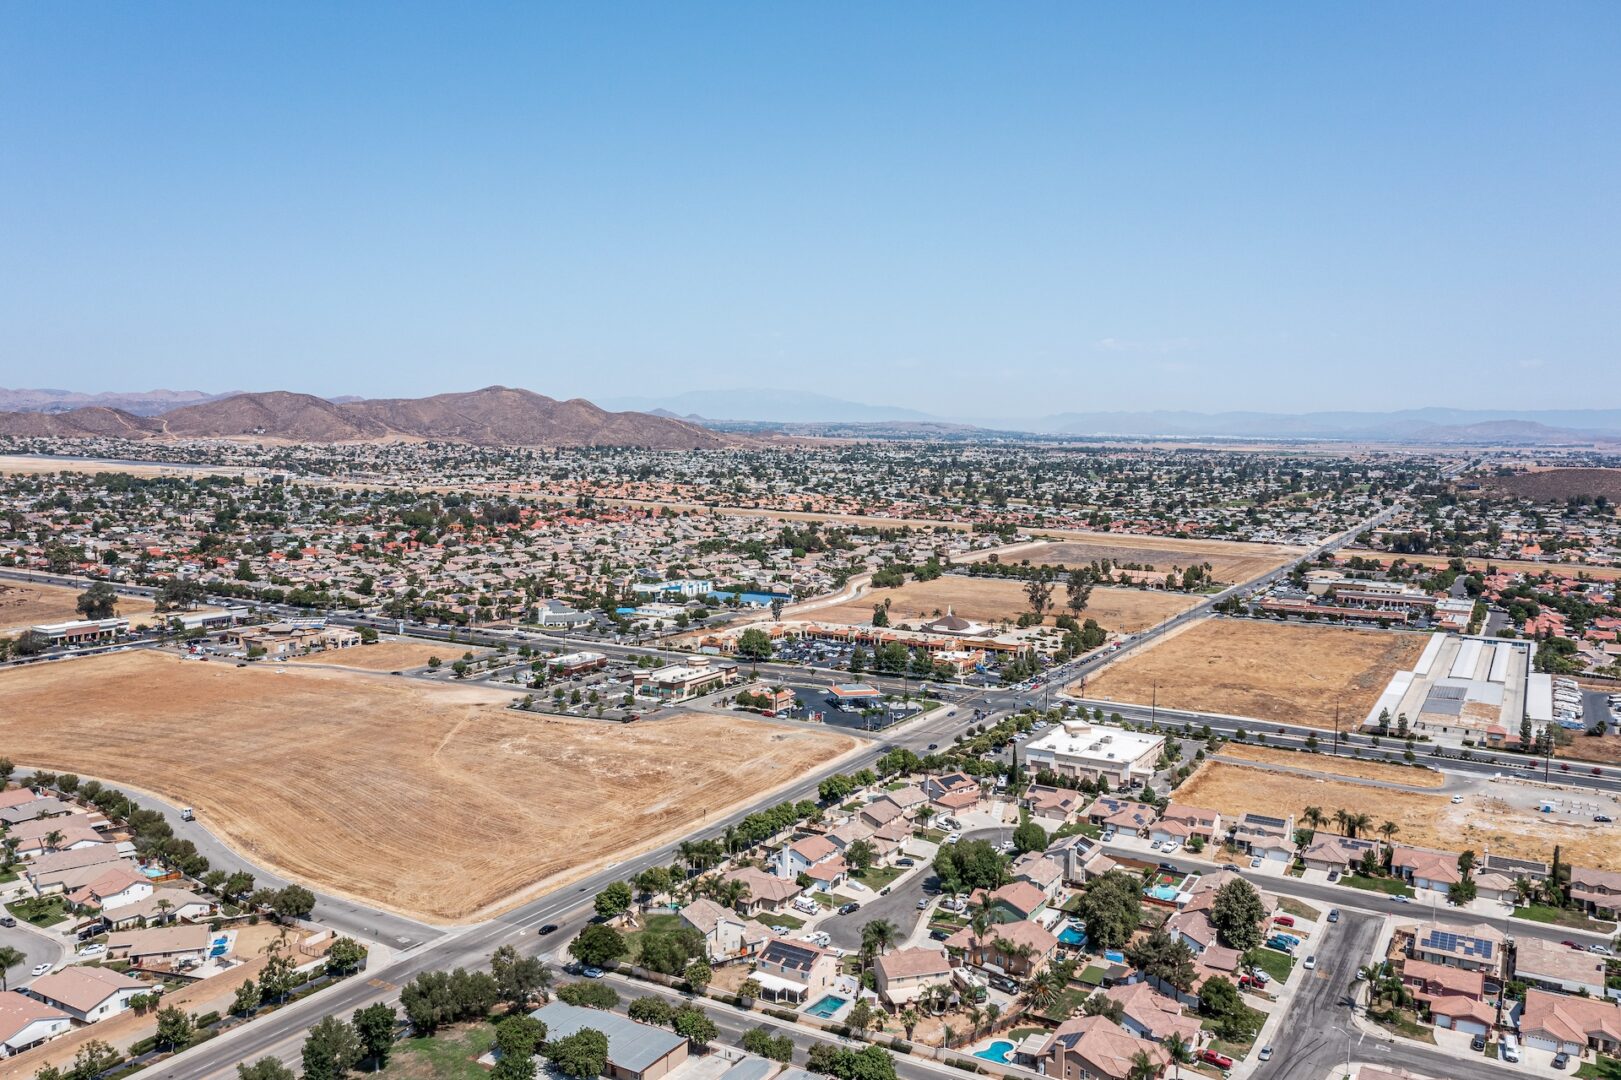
[942,1024,956,1049]
[1378,821,1399,843]
[900,1007,920,1040]
[1513,876,1535,906]
[1163,1037,1193,1080]
[984,1002,1001,1034]
[0,947,24,991]
[1346,812,1373,839]
[1127,1049,1162,1080]
[1331,809,1351,835]
[44,829,64,853]
[966,1005,983,1038]
[154,898,174,925]
[1302,806,1326,832]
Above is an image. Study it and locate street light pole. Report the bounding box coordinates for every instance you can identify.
[1151,683,1158,728]
[1333,704,1341,757]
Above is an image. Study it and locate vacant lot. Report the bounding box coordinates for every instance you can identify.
[811,576,1198,634]
[1179,761,1615,867]
[1079,618,1427,729]
[1025,535,1302,585]
[1218,743,1445,789]
[1334,550,1621,583]
[288,639,481,672]
[0,651,856,922]
[0,581,158,636]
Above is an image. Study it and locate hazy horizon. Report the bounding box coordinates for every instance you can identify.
[3,4,1618,415]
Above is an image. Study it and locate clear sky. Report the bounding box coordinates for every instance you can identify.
[2,3,1617,418]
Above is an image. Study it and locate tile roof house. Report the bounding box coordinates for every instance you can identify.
[0,991,73,1059]
[1102,981,1202,1046]
[1407,922,1503,975]
[972,881,1049,923]
[1012,852,1065,898]
[1083,797,1158,837]
[775,835,838,879]
[1391,846,1464,891]
[1023,785,1085,822]
[944,920,1057,978]
[1299,833,1381,874]
[1046,834,1117,885]
[24,966,147,1023]
[1512,935,1609,997]
[1037,1015,1168,1080]
[874,946,954,1006]
[1569,866,1621,918]
[753,937,838,1004]
[106,924,211,966]
[1519,988,1621,1055]
[676,898,771,965]
[721,867,802,916]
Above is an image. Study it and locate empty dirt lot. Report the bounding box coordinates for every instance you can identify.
[1218,742,1445,789]
[1078,618,1428,729]
[1179,760,1616,867]
[288,639,484,672]
[0,650,857,922]
[1333,550,1621,583]
[811,576,1199,634]
[0,580,158,636]
[1025,535,1303,584]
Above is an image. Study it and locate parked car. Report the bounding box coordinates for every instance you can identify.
[917,897,930,910]
[896,858,915,867]
[77,944,106,957]
[1471,1035,1487,1053]
[839,902,861,915]
[1249,856,1264,869]
[1327,870,1341,883]
[1303,955,1317,970]
[581,966,604,978]
[1327,908,1340,923]
[1553,1053,1570,1070]
[1258,1047,1273,1062]
[0,915,14,928]
[1199,1050,1234,1070]
[1595,815,1613,823]
[1274,915,1295,928]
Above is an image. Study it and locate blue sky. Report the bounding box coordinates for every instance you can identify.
[2,3,1617,417]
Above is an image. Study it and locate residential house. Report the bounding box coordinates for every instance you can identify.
[802,857,849,894]
[1023,785,1085,825]
[676,898,770,965]
[1482,853,1549,883]
[1012,852,1065,901]
[529,1001,689,1080]
[64,864,153,912]
[1518,988,1621,1056]
[1046,834,1118,885]
[721,867,802,916]
[752,937,838,1004]
[1569,866,1621,919]
[972,881,1049,924]
[1512,936,1608,997]
[1231,813,1297,863]
[1102,982,1202,1046]
[1400,959,1494,1036]
[24,967,147,1024]
[99,889,214,930]
[1407,922,1503,975]
[923,772,981,809]
[106,925,211,967]
[1083,797,1158,838]
[1151,804,1221,847]
[857,798,907,832]
[25,848,131,895]
[944,920,1057,978]
[1036,1015,1168,1080]
[1164,910,1218,956]
[1300,834,1382,875]
[776,835,838,880]
[873,946,954,1007]
[1391,847,1464,893]
[0,992,73,1059]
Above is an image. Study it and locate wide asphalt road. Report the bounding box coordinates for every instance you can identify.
[820,827,1012,952]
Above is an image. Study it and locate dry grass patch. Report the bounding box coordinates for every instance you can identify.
[1079,618,1427,729]
[0,650,856,922]
[0,581,158,636]
[1219,743,1445,789]
[1025,536,1303,584]
[813,577,1197,634]
[288,639,481,672]
[1334,550,1621,583]
[1179,761,1616,867]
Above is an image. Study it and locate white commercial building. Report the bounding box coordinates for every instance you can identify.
[1022,720,1164,790]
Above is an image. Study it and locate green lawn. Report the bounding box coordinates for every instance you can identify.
[1514,904,1615,933]
[761,912,804,930]
[1342,874,1414,897]
[1576,1056,1621,1080]
[379,1021,496,1080]
[623,913,683,962]
[1036,987,1091,1022]
[6,897,69,927]
[851,865,905,891]
[1367,1007,1435,1043]
[1250,948,1295,984]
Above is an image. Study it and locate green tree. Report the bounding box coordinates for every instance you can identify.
[1011,818,1047,855]
[0,946,24,991]
[569,924,627,968]
[76,582,118,619]
[673,1007,718,1049]
[492,944,552,1009]
[1078,870,1144,950]
[737,628,773,660]
[594,880,633,920]
[492,1014,547,1080]
[237,1061,296,1080]
[629,997,675,1026]
[742,1026,795,1063]
[301,1015,361,1080]
[1209,878,1265,952]
[270,884,317,920]
[325,937,368,976]
[230,978,261,1017]
[683,959,713,995]
[549,1028,610,1080]
[353,1003,397,1070]
[154,1005,194,1052]
[1124,930,1197,993]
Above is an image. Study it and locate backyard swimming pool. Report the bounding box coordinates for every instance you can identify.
[1146,884,1180,902]
[1058,926,1088,947]
[974,1041,1015,1064]
[806,995,848,1019]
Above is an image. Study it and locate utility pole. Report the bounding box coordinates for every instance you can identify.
[1151,683,1158,728]
[1333,704,1341,757]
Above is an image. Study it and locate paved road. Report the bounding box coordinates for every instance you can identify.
[820,827,1012,951]
[0,919,69,990]
[1253,910,1512,1080]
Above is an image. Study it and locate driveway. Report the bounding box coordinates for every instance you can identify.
[820,826,1011,951]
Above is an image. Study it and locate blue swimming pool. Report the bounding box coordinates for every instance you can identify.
[1146,884,1180,902]
[806,995,847,1019]
[210,936,229,957]
[974,1041,1015,1064]
[1058,926,1088,947]
[706,591,791,606]
[1104,949,1126,964]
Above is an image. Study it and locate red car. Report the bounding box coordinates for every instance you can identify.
[1562,940,1581,949]
[1200,1050,1235,1070]
[1274,915,1296,928]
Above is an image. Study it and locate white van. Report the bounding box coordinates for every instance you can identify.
[793,895,819,915]
[1499,1034,1521,1063]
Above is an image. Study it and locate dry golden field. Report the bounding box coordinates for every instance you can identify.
[1334,550,1621,583]
[1078,618,1427,729]
[1217,742,1445,789]
[0,650,856,921]
[811,577,1198,634]
[288,639,482,672]
[0,581,159,636]
[1179,760,1617,867]
[1025,535,1303,584]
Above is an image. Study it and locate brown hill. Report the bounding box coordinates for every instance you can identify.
[342,386,727,449]
[1479,467,1621,503]
[0,386,729,449]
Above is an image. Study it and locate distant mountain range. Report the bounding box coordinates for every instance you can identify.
[598,388,934,424]
[1026,408,1621,443]
[0,387,727,449]
[0,387,239,416]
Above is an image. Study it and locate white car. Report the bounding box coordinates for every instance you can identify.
[1450,795,1464,804]
[1303,956,1317,971]
[1150,840,1164,851]
[30,964,52,977]
[1249,856,1264,869]
[77,943,106,957]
